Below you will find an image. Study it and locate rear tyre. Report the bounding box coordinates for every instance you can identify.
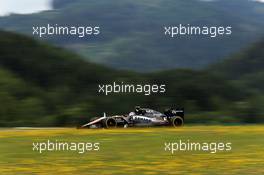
[104,118,117,128]
[171,116,184,127]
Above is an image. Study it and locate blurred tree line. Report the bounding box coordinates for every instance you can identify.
[0,31,263,126]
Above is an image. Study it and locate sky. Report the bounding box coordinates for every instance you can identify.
[0,0,52,16]
[0,0,263,16]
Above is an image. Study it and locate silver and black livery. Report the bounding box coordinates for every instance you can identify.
[81,106,184,128]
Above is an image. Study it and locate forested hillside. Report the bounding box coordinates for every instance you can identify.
[0,31,263,126]
[0,0,263,71]
[211,39,264,94]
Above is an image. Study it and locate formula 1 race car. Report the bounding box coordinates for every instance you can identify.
[80,106,184,128]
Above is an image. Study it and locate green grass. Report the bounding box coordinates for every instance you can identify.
[0,126,263,174]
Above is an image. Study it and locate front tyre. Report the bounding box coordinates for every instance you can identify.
[104,118,117,128]
[171,116,184,127]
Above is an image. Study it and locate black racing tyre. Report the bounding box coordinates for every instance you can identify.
[104,118,117,128]
[171,116,184,127]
